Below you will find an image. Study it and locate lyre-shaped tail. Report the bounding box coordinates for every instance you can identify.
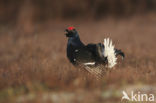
[103,38,117,68]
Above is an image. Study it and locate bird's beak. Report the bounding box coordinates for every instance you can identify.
[64,29,67,33]
[65,29,69,37]
[65,29,69,33]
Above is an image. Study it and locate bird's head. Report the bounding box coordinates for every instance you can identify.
[65,26,78,38]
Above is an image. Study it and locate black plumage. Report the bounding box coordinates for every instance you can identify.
[65,27,124,67]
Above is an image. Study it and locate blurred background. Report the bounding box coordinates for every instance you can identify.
[0,0,156,103]
[0,0,156,24]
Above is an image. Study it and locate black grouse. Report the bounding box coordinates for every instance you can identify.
[65,26,124,69]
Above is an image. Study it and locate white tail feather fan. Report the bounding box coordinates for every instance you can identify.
[103,38,117,68]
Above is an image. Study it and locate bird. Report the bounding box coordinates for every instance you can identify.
[65,26,124,71]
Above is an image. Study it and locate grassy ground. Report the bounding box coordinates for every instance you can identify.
[0,16,156,103]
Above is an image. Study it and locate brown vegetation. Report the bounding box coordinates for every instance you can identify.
[0,0,156,102]
[0,15,156,102]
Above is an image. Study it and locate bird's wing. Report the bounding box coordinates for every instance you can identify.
[85,44,98,57]
[86,43,106,62]
[83,62,95,66]
[79,38,117,68]
[73,47,95,64]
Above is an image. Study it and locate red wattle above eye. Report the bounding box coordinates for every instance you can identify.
[68,27,75,30]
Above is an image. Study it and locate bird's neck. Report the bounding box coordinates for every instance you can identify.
[68,35,84,47]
